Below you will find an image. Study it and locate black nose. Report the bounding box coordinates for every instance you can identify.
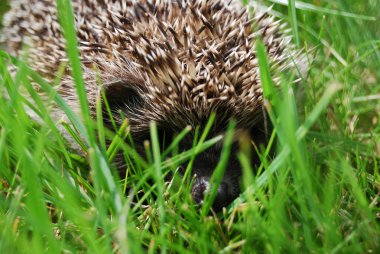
[191,177,230,212]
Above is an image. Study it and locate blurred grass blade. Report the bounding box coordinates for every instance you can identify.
[268,0,376,20]
[288,0,300,47]
[150,121,168,254]
[56,0,94,145]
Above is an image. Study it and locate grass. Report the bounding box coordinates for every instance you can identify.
[0,0,379,253]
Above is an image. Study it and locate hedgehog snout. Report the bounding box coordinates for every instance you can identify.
[191,176,233,212]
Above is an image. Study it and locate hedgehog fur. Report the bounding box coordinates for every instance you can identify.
[1,0,306,211]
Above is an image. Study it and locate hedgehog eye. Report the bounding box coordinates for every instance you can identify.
[103,80,144,111]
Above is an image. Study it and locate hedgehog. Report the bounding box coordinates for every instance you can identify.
[1,0,306,211]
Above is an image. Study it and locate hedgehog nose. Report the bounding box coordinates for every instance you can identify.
[191,177,230,212]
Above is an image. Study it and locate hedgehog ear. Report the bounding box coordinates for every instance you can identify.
[102,80,144,111]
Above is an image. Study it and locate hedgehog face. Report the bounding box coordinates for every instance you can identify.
[102,79,270,212]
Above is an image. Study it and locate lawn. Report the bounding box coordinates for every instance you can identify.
[0,0,379,253]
